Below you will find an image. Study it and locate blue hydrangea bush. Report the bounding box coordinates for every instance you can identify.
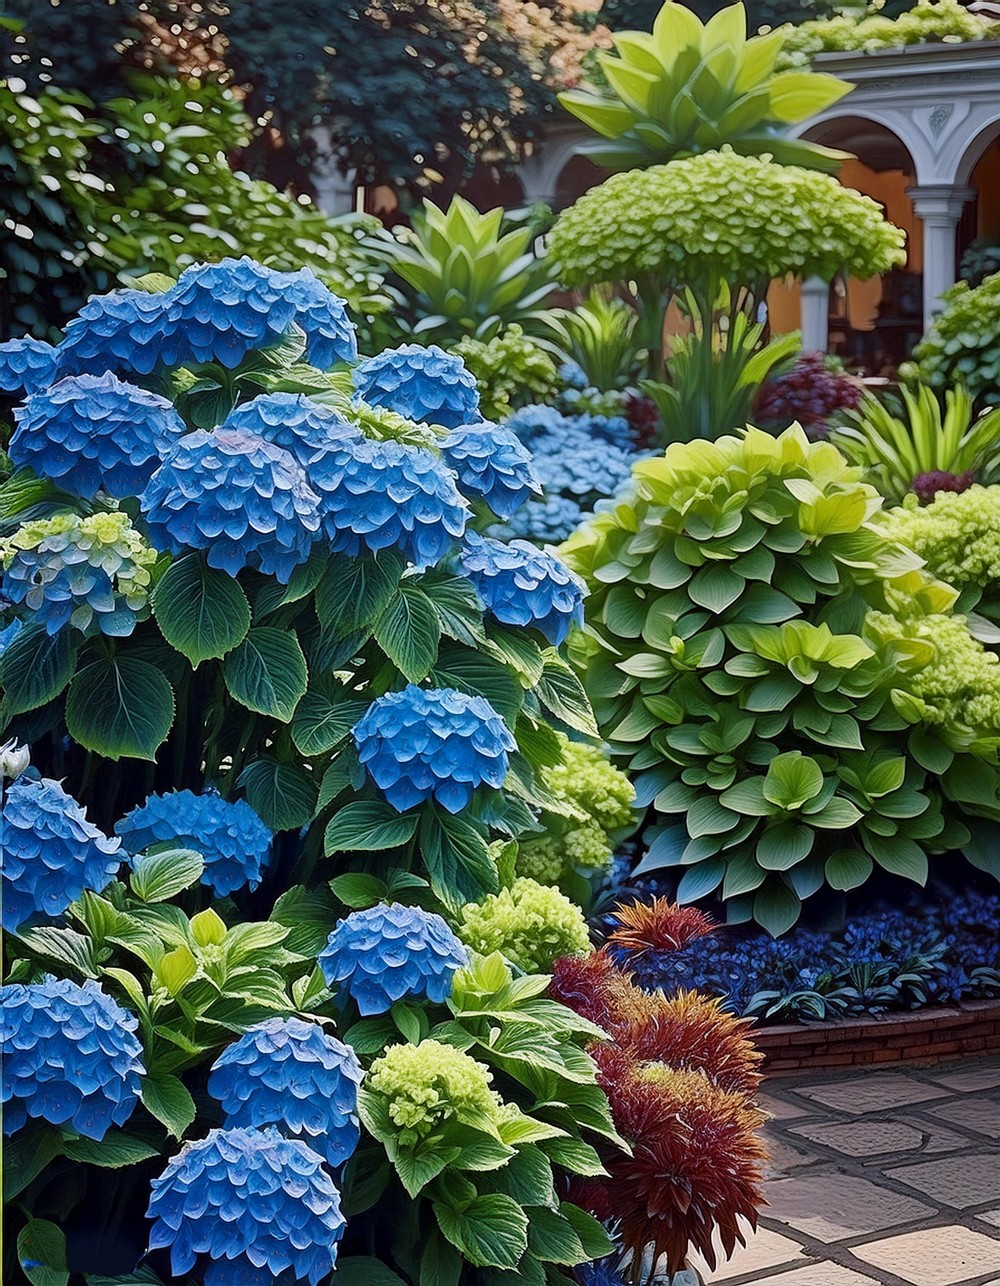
[0,257,649,1286]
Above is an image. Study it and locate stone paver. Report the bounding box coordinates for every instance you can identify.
[852,1226,1000,1285]
[712,1056,1000,1286]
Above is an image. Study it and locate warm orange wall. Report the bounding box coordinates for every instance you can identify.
[972,140,1000,240]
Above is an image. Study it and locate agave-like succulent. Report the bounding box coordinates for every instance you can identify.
[559,0,852,173]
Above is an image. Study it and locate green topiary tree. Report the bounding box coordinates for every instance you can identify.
[911,271,1000,411]
[561,424,1000,934]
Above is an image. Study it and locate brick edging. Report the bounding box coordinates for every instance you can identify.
[750,997,1000,1074]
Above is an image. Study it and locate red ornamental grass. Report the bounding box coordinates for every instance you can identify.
[606,897,716,955]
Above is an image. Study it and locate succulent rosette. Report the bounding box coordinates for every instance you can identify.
[353,344,480,429]
[442,421,541,518]
[1,511,157,637]
[353,684,515,813]
[318,903,469,1014]
[140,428,321,582]
[208,1017,364,1167]
[1,976,144,1139]
[0,336,61,394]
[458,531,586,646]
[146,1127,345,1285]
[1,776,123,932]
[115,789,272,897]
[9,373,186,500]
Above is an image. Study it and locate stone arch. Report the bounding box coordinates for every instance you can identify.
[955,112,1000,187]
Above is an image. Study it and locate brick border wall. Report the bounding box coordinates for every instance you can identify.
[752,998,1000,1074]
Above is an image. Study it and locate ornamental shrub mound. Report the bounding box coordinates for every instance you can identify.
[563,424,1000,934]
[912,270,1000,409]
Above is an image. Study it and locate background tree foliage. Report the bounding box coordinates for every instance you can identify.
[595,0,915,31]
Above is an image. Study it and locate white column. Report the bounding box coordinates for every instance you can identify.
[800,276,830,353]
[308,126,357,215]
[907,184,976,323]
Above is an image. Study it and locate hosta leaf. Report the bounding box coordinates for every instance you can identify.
[130,849,204,903]
[676,858,725,902]
[433,1194,529,1269]
[753,880,801,936]
[141,1073,196,1140]
[864,833,928,883]
[756,822,814,870]
[825,848,873,891]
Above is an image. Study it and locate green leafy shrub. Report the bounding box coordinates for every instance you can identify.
[779,0,1000,68]
[832,385,1000,503]
[912,271,1000,410]
[449,325,560,421]
[545,289,648,391]
[561,0,851,172]
[960,240,1000,290]
[562,424,1000,934]
[383,196,556,344]
[1,74,388,339]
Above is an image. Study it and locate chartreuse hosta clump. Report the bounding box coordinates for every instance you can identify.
[562,424,1000,936]
[0,257,728,1286]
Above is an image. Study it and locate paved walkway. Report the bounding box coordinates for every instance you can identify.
[690,1057,1000,1286]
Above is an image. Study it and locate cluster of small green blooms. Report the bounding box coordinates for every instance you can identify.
[912,272,1000,407]
[365,1040,502,1149]
[868,608,1000,745]
[517,820,614,884]
[779,0,1000,69]
[449,326,559,422]
[345,399,440,448]
[881,486,1000,591]
[456,877,592,974]
[547,151,906,296]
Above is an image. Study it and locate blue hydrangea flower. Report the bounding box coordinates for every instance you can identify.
[0,337,60,394]
[206,1261,297,1286]
[140,429,321,583]
[558,360,588,391]
[318,902,469,1014]
[354,344,480,429]
[221,393,362,469]
[278,268,358,369]
[147,1127,345,1285]
[1,777,122,933]
[352,684,516,813]
[0,618,23,656]
[442,422,541,519]
[208,1017,364,1167]
[458,532,586,646]
[1,976,144,1139]
[319,437,468,567]
[115,790,272,897]
[57,288,175,377]
[1,511,157,637]
[489,494,586,546]
[10,374,185,499]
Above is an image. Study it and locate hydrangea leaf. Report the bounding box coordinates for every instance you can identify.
[535,656,599,737]
[223,626,307,721]
[237,755,316,831]
[66,656,174,761]
[433,1194,529,1270]
[314,551,404,638]
[3,1129,64,1202]
[525,1206,589,1266]
[0,621,77,715]
[270,884,339,957]
[291,689,369,757]
[332,1258,408,1286]
[329,873,388,910]
[325,800,419,854]
[62,1133,161,1169]
[141,1072,197,1140]
[420,810,500,910]
[374,583,441,683]
[151,553,251,666]
[17,1218,68,1286]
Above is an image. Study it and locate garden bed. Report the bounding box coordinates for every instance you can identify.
[753,997,1000,1074]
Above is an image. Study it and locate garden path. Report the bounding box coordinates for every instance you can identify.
[690,1057,1000,1286]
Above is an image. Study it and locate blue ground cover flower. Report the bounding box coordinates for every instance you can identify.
[318,437,468,567]
[318,902,468,1014]
[492,494,587,545]
[1,776,122,932]
[115,790,272,897]
[209,1017,364,1167]
[353,684,516,813]
[140,428,321,583]
[354,344,480,429]
[0,337,60,394]
[442,421,540,519]
[1,976,144,1139]
[10,373,185,500]
[221,393,362,468]
[57,287,174,377]
[1,512,158,636]
[146,1126,345,1285]
[458,531,586,646]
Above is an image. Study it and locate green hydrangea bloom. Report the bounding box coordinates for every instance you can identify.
[365,1039,501,1148]
[518,734,636,882]
[457,877,591,974]
[881,487,1000,591]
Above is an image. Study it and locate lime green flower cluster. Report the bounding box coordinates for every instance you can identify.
[365,1039,502,1148]
[449,326,559,423]
[1,511,157,635]
[456,877,591,974]
[518,735,636,884]
[881,487,1000,593]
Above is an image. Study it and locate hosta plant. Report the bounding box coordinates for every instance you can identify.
[562,424,1000,934]
[911,270,1000,410]
[560,0,852,173]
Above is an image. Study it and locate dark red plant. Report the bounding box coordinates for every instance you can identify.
[912,469,975,503]
[607,897,715,955]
